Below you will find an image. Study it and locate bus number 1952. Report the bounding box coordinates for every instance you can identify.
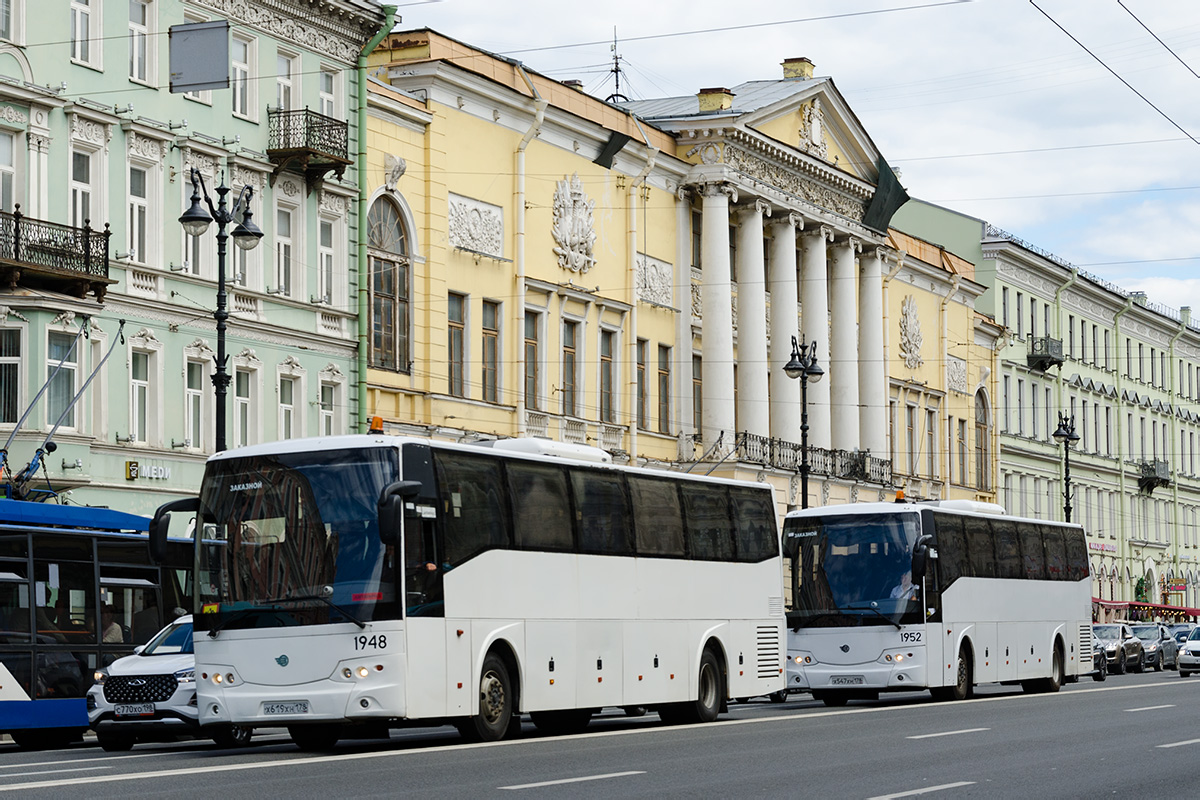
[900,631,922,643]
[354,634,388,651]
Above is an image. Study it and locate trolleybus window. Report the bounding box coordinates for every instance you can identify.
[628,476,685,557]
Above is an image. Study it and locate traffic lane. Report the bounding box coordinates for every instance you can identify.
[8,676,1198,799]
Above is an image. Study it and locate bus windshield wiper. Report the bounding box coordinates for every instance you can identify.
[844,601,902,630]
[270,588,367,629]
[206,607,268,638]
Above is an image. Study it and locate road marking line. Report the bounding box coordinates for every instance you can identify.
[0,752,163,770]
[868,781,976,799]
[1126,704,1175,712]
[906,728,989,740]
[1157,738,1200,749]
[499,771,645,790]
[1,767,112,778]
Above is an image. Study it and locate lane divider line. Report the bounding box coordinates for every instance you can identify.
[1125,704,1175,712]
[868,781,976,799]
[499,770,645,790]
[1157,738,1200,749]
[906,728,989,740]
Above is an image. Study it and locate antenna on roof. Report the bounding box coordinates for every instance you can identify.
[605,27,629,104]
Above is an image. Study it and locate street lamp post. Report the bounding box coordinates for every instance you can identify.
[1052,412,1080,522]
[178,168,263,453]
[783,335,824,509]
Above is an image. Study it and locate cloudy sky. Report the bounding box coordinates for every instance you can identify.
[401,0,1200,309]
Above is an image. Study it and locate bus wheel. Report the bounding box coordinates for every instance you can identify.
[530,708,592,736]
[288,724,341,752]
[97,732,136,752]
[458,652,513,742]
[690,648,724,723]
[812,691,848,707]
[1045,647,1063,693]
[11,728,77,750]
[211,725,253,748]
[768,691,787,704]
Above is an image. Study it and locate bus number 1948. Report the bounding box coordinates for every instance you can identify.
[354,634,388,651]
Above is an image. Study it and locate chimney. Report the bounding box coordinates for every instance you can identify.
[697,87,734,113]
[782,57,814,80]
[563,79,584,90]
[1130,291,1148,306]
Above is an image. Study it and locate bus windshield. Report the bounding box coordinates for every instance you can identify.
[195,447,400,633]
[783,512,923,628]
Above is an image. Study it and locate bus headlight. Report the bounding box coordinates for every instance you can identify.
[789,652,816,665]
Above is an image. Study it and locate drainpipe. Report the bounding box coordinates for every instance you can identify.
[1112,296,1135,598]
[514,66,548,437]
[1167,309,1188,581]
[940,274,961,491]
[356,5,397,431]
[626,121,658,462]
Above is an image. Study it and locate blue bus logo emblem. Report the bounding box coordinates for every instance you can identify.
[275,655,289,667]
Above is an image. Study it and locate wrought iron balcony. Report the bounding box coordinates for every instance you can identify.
[266,108,352,190]
[1138,458,1170,494]
[0,206,113,301]
[731,432,892,485]
[1027,336,1064,372]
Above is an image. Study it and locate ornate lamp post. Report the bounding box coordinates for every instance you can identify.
[1052,412,1080,522]
[178,169,263,453]
[784,335,824,509]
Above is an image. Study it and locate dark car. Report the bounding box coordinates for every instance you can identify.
[1132,623,1178,671]
[1093,624,1143,674]
[1169,623,1196,647]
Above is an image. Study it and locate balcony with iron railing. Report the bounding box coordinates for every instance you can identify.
[1027,336,1064,372]
[266,107,352,190]
[1137,458,1170,494]
[0,206,113,301]
[730,432,892,485]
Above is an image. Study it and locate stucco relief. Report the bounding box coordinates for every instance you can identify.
[280,179,300,198]
[448,193,503,257]
[551,173,596,274]
[635,253,672,306]
[994,260,1057,295]
[69,114,111,147]
[182,149,217,175]
[724,145,866,221]
[947,355,967,393]
[690,267,702,319]
[127,132,162,162]
[0,306,29,323]
[798,98,829,160]
[318,190,348,216]
[233,167,264,192]
[685,142,721,165]
[384,154,406,191]
[191,0,364,63]
[0,104,28,126]
[899,294,924,369]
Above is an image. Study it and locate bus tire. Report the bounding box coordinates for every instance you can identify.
[458,652,514,743]
[211,725,253,748]
[1045,646,1063,693]
[288,724,341,752]
[97,732,136,752]
[529,708,592,735]
[768,691,787,704]
[812,690,848,707]
[690,648,724,723]
[11,728,78,750]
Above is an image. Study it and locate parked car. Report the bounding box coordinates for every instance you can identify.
[1132,623,1178,671]
[1093,624,1143,674]
[87,615,252,751]
[1087,639,1107,682]
[1169,623,1196,647]
[1179,627,1200,677]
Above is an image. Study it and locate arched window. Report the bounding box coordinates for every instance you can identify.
[368,197,410,373]
[974,391,990,491]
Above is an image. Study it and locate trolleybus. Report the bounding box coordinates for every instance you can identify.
[151,434,786,749]
[782,500,1091,705]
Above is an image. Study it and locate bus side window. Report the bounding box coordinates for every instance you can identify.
[932,513,968,587]
[680,485,733,561]
[962,515,996,578]
[1018,526,1045,580]
[506,462,573,551]
[628,477,685,557]
[433,451,511,566]
[729,488,776,563]
[570,469,632,556]
[991,519,1022,579]
[1040,526,1066,581]
[1064,528,1088,582]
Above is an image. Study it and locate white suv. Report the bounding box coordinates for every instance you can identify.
[88,616,252,751]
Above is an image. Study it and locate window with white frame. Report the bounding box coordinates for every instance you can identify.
[0,327,20,423]
[70,0,97,66]
[128,0,150,83]
[319,68,338,117]
[128,164,148,264]
[46,332,78,428]
[0,0,14,43]
[234,367,254,447]
[130,351,150,442]
[231,34,254,119]
[319,382,335,436]
[71,150,92,228]
[317,218,334,303]
[0,130,13,211]
[185,360,204,449]
[278,376,295,439]
[275,204,294,296]
[276,52,296,110]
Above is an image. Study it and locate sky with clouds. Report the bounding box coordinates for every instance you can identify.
[398,0,1200,310]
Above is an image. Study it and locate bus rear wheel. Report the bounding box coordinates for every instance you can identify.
[530,708,592,736]
[288,724,341,752]
[811,690,848,707]
[457,652,514,742]
[659,648,724,724]
[11,728,79,750]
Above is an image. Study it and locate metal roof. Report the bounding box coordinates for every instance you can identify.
[619,77,830,121]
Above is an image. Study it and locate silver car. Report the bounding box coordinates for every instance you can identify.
[1132,623,1178,671]
[1093,624,1143,674]
[1179,627,1200,678]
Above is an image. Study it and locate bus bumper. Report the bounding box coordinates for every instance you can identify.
[788,652,929,692]
[197,654,406,727]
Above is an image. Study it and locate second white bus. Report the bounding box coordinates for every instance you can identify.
[782,500,1092,705]
[152,434,785,749]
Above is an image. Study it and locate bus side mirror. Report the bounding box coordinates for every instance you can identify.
[149,497,200,564]
[911,534,934,580]
[378,481,422,546]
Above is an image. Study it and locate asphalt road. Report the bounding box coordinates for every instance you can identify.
[2,669,1196,798]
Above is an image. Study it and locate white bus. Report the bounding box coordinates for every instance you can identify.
[151,435,785,749]
[782,500,1092,706]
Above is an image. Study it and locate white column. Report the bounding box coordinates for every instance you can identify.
[736,200,770,439]
[800,227,832,450]
[859,247,887,455]
[700,183,737,455]
[829,237,861,451]
[768,213,802,444]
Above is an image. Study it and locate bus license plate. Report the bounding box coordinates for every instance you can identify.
[115,703,155,716]
[830,675,865,686]
[263,701,310,715]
